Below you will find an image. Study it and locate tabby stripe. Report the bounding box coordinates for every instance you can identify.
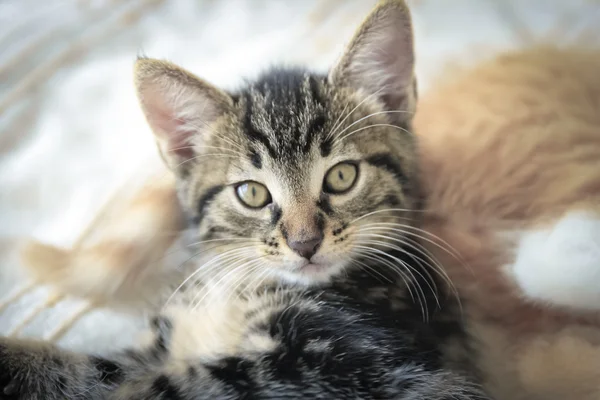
[317,194,333,216]
[316,213,325,237]
[196,185,225,225]
[319,137,333,157]
[150,316,172,360]
[366,153,408,186]
[249,149,262,169]
[373,194,401,208]
[270,205,282,226]
[307,75,323,107]
[243,98,279,159]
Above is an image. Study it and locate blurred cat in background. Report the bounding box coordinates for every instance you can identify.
[416,45,600,399]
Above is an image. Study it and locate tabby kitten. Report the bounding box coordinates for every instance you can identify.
[0,1,488,399]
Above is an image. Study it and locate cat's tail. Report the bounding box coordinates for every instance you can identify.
[19,170,185,309]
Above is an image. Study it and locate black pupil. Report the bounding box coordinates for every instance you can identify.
[338,170,344,181]
[251,186,257,198]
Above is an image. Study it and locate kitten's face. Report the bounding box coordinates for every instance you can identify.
[135,0,418,286]
[181,75,418,285]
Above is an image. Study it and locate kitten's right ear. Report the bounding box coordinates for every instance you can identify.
[134,58,232,173]
[329,0,416,113]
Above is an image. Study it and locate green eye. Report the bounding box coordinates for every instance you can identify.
[235,181,272,208]
[323,162,358,194]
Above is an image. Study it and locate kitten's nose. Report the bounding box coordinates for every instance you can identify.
[287,235,323,260]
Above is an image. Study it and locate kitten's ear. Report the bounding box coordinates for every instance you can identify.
[134,58,233,172]
[329,0,416,112]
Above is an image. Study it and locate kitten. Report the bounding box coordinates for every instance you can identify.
[0,1,488,399]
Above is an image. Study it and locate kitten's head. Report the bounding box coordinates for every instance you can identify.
[135,0,419,286]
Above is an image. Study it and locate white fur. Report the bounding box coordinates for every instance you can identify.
[508,211,600,310]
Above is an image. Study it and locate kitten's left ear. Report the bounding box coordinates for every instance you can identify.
[329,0,416,113]
[134,58,233,173]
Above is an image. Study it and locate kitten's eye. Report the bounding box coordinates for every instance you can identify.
[235,181,272,208]
[323,162,358,194]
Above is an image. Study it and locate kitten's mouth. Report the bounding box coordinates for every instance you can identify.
[300,262,327,274]
[280,259,347,285]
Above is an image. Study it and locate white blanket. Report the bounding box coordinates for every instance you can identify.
[0,0,598,354]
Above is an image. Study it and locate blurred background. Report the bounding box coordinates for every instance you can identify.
[0,0,599,353]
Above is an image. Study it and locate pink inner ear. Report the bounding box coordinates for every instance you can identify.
[146,96,195,160]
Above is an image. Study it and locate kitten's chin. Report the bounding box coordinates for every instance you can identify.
[275,261,348,287]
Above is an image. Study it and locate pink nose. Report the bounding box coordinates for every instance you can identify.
[287,235,323,259]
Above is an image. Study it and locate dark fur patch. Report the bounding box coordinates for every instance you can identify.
[320,138,333,157]
[242,103,278,159]
[151,375,182,399]
[373,194,400,208]
[57,375,68,392]
[196,185,225,224]
[90,357,125,386]
[316,194,334,216]
[150,316,172,359]
[270,205,282,227]
[249,150,262,169]
[366,153,408,186]
[206,358,256,396]
[316,212,325,235]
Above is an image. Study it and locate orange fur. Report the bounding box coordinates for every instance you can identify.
[415,45,600,399]
[21,170,185,308]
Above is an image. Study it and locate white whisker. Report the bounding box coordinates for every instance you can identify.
[325,88,385,141]
[351,208,422,224]
[352,247,426,316]
[358,222,464,261]
[170,117,246,153]
[354,227,463,313]
[357,231,446,280]
[185,237,261,248]
[355,239,439,306]
[168,144,247,159]
[188,252,261,309]
[353,249,424,319]
[331,110,414,142]
[164,245,257,308]
[175,153,240,169]
[353,245,430,320]
[191,256,261,311]
[225,260,268,305]
[337,123,412,144]
[348,255,394,284]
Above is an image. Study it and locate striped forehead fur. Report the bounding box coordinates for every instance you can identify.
[237,68,328,162]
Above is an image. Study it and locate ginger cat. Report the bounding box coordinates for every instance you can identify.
[415,45,600,399]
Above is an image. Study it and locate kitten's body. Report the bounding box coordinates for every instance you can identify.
[1,268,478,399]
[415,46,600,399]
[0,2,487,399]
